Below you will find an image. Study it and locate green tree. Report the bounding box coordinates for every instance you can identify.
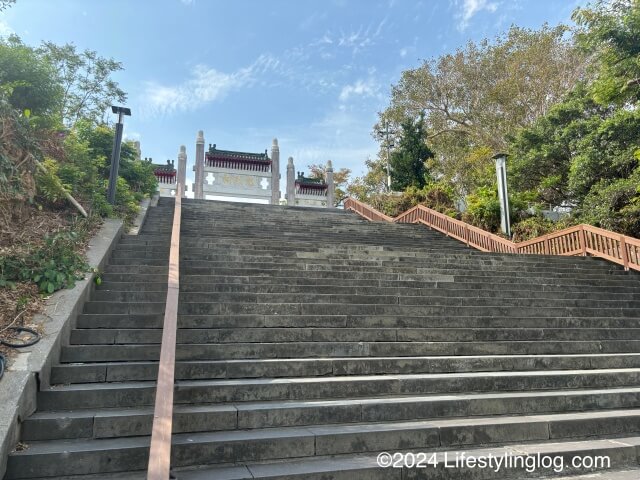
[509,84,606,208]
[378,24,585,193]
[346,156,388,202]
[509,0,640,236]
[573,0,640,105]
[0,35,62,119]
[39,42,126,126]
[388,116,433,191]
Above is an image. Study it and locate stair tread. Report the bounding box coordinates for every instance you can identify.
[15,415,640,454]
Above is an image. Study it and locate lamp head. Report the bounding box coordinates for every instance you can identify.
[111,106,131,116]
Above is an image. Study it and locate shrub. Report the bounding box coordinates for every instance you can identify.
[0,231,88,293]
[462,187,502,232]
[511,216,556,242]
[577,167,640,237]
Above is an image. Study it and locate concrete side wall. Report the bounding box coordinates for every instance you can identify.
[0,218,125,479]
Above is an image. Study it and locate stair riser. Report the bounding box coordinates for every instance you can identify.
[175,303,640,317]
[177,255,623,273]
[179,265,632,280]
[50,355,640,384]
[174,293,640,309]
[75,313,640,330]
[179,283,640,299]
[60,341,640,362]
[8,419,639,478]
[37,371,640,409]
[68,328,640,345]
[179,274,639,289]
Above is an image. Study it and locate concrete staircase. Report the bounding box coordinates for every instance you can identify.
[5,198,640,479]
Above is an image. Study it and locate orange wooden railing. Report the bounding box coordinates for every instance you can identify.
[147,184,182,480]
[344,197,640,271]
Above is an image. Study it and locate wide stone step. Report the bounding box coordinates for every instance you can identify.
[8,416,640,478]
[179,239,467,251]
[179,267,638,285]
[179,272,639,289]
[111,250,170,259]
[178,260,633,278]
[176,302,640,318]
[108,257,169,266]
[178,246,616,264]
[18,405,640,454]
[36,370,640,409]
[97,288,640,308]
[95,282,167,292]
[178,282,640,299]
[60,340,640,362]
[103,265,168,275]
[100,273,167,283]
[83,301,165,315]
[75,313,640,330]
[49,353,640,384]
[177,256,624,274]
[169,437,640,479]
[174,292,640,309]
[67,327,640,345]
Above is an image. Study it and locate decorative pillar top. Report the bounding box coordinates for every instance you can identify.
[287,157,294,168]
[179,145,186,155]
[326,160,333,171]
[197,130,204,143]
[272,138,279,148]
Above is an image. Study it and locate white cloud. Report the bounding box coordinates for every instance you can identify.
[314,18,388,56]
[0,18,13,37]
[455,0,499,31]
[124,130,141,141]
[338,79,380,102]
[141,55,278,116]
[399,47,408,57]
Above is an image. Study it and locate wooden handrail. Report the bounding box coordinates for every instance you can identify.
[147,185,182,479]
[344,197,640,271]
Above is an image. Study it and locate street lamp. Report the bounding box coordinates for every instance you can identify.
[377,120,395,192]
[493,153,511,237]
[107,105,132,204]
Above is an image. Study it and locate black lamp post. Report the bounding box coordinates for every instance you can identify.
[107,106,132,204]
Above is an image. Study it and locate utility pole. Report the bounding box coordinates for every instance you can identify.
[377,120,395,192]
[107,106,131,204]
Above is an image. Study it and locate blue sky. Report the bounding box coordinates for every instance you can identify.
[1,0,584,194]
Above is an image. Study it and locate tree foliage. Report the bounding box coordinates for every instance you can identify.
[349,3,640,238]
[0,36,62,120]
[388,115,433,191]
[39,42,126,126]
[573,0,640,105]
[307,163,351,206]
[510,0,640,236]
[0,34,155,226]
[346,156,387,202]
[379,24,585,190]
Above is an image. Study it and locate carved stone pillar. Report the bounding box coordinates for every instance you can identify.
[271,138,280,205]
[286,156,295,206]
[177,145,187,197]
[326,160,335,208]
[194,130,205,200]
